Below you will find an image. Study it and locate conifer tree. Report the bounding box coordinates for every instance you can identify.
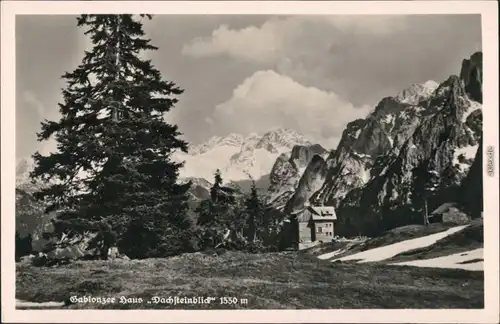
[196,169,221,226]
[30,14,192,259]
[210,169,224,204]
[243,181,263,242]
[195,169,244,248]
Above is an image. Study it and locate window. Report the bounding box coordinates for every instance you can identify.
[317,226,322,233]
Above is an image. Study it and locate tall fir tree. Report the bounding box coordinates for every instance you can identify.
[243,181,263,242]
[30,14,193,259]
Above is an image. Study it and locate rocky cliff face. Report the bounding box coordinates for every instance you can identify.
[459,134,483,218]
[310,79,440,208]
[460,51,483,103]
[283,155,328,215]
[337,73,482,236]
[272,52,483,237]
[266,144,328,210]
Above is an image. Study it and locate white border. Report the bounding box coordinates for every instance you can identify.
[1,1,498,323]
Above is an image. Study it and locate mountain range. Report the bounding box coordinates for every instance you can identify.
[16,51,483,240]
[172,128,320,195]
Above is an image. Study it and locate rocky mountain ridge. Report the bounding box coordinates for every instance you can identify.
[271,52,483,237]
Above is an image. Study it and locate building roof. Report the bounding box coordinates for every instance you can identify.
[307,206,337,220]
[430,202,460,215]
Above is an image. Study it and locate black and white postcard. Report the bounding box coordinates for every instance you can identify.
[1,1,499,323]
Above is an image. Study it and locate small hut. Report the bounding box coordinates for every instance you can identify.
[428,202,470,224]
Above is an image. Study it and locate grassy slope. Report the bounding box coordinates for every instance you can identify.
[17,250,483,309]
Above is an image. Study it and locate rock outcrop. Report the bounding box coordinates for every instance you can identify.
[270,52,483,237]
[284,155,328,215]
[337,73,482,236]
[266,144,328,210]
[460,51,483,103]
[459,134,483,218]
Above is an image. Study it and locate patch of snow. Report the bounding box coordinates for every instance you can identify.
[393,248,483,271]
[457,163,471,173]
[354,129,361,139]
[331,225,469,263]
[422,80,440,90]
[175,145,243,181]
[16,299,65,309]
[299,241,322,250]
[453,144,479,168]
[318,248,347,260]
[359,166,371,184]
[396,80,439,105]
[387,135,394,147]
[461,99,482,123]
[351,151,371,159]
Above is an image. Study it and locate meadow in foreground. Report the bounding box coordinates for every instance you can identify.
[16,250,483,309]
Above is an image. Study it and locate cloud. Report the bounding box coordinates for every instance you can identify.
[323,15,409,35]
[182,20,290,64]
[181,14,481,109]
[211,70,370,148]
[181,16,408,64]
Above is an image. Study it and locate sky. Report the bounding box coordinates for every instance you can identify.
[16,14,482,160]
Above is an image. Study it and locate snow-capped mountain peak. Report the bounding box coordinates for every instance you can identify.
[175,128,313,183]
[256,128,311,149]
[188,133,244,155]
[395,80,439,105]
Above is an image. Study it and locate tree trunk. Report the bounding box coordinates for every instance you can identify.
[112,15,121,122]
[424,199,429,226]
